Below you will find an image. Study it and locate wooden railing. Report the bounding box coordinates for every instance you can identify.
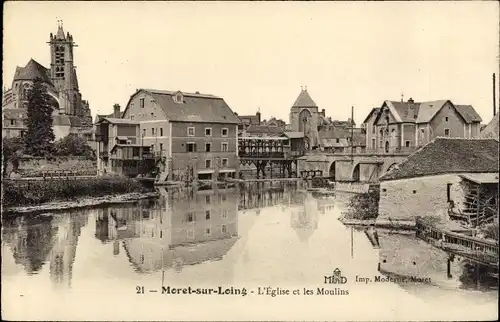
[17,169,98,179]
[415,217,499,267]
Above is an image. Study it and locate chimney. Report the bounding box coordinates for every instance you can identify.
[493,73,497,116]
[113,104,121,118]
[408,97,414,104]
[256,111,261,124]
[322,108,325,116]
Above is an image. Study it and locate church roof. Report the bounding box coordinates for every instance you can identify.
[56,24,66,40]
[292,89,317,108]
[13,59,53,85]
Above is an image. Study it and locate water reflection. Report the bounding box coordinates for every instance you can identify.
[1,184,497,321]
[2,211,88,288]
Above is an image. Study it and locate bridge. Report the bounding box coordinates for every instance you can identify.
[297,148,417,182]
[238,134,306,179]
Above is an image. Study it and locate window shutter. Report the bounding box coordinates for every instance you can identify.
[186,144,189,152]
[194,143,197,152]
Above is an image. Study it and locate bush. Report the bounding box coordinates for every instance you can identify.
[2,176,148,207]
[481,221,499,241]
[53,134,94,158]
[342,189,380,220]
[2,136,24,177]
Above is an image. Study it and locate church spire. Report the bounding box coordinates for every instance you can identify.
[56,20,66,39]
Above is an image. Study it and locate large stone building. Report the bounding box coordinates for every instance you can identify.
[377,137,498,224]
[2,22,92,140]
[289,87,323,149]
[362,98,482,153]
[120,88,241,181]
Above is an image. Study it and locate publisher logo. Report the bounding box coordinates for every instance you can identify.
[324,268,347,284]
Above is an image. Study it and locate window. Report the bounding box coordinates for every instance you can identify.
[176,93,183,103]
[205,159,212,168]
[140,98,145,108]
[221,128,228,137]
[221,142,228,152]
[186,142,196,152]
[151,128,155,136]
[130,114,134,120]
[221,194,227,202]
[205,128,212,136]
[205,227,211,236]
[133,147,140,157]
[336,138,340,143]
[187,127,195,136]
[205,210,211,220]
[371,138,376,149]
[444,129,450,136]
[447,183,452,202]
[186,212,195,223]
[187,228,194,238]
[160,128,163,136]
[405,141,410,147]
[159,143,163,153]
[221,225,227,234]
[445,117,449,122]
[142,129,146,137]
[372,126,375,134]
[10,120,15,126]
[222,210,228,219]
[221,158,228,167]
[206,195,211,205]
[205,143,211,152]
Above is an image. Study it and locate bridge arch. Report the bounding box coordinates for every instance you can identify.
[383,162,399,174]
[351,163,361,182]
[328,161,337,180]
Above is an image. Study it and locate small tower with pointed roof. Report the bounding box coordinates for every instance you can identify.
[289,86,321,149]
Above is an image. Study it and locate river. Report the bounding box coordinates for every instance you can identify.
[2,184,498,321]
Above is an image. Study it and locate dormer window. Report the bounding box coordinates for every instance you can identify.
[174,92,183,103]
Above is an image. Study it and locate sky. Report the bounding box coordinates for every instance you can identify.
[3,1,499,125]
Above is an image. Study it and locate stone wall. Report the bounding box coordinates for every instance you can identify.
[8,156,97,177]
[377,173,468,223]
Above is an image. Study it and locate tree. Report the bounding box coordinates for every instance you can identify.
[24,77,55,156]
[53,133,93,157]
[2,136,24,178]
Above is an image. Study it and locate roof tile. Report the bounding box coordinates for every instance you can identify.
[292,89,317,107]
[144,89,240,124]
[380,138,499,181]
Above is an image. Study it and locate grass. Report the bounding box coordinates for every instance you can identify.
[2,175,149,207]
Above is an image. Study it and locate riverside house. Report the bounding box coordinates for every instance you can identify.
[94,112,154,177]
[363,98,482,153]
[377,137,499,226]
[121,89,241,182]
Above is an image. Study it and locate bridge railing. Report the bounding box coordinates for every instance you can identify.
[308,146,419,156]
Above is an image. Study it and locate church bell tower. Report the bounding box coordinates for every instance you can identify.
[48,20,79,115]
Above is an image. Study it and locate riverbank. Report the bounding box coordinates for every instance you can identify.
[2,191,160,216]
[338,213,416,230]
[2,175,150,208]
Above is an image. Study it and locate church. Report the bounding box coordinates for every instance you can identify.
[2,22,93,141]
